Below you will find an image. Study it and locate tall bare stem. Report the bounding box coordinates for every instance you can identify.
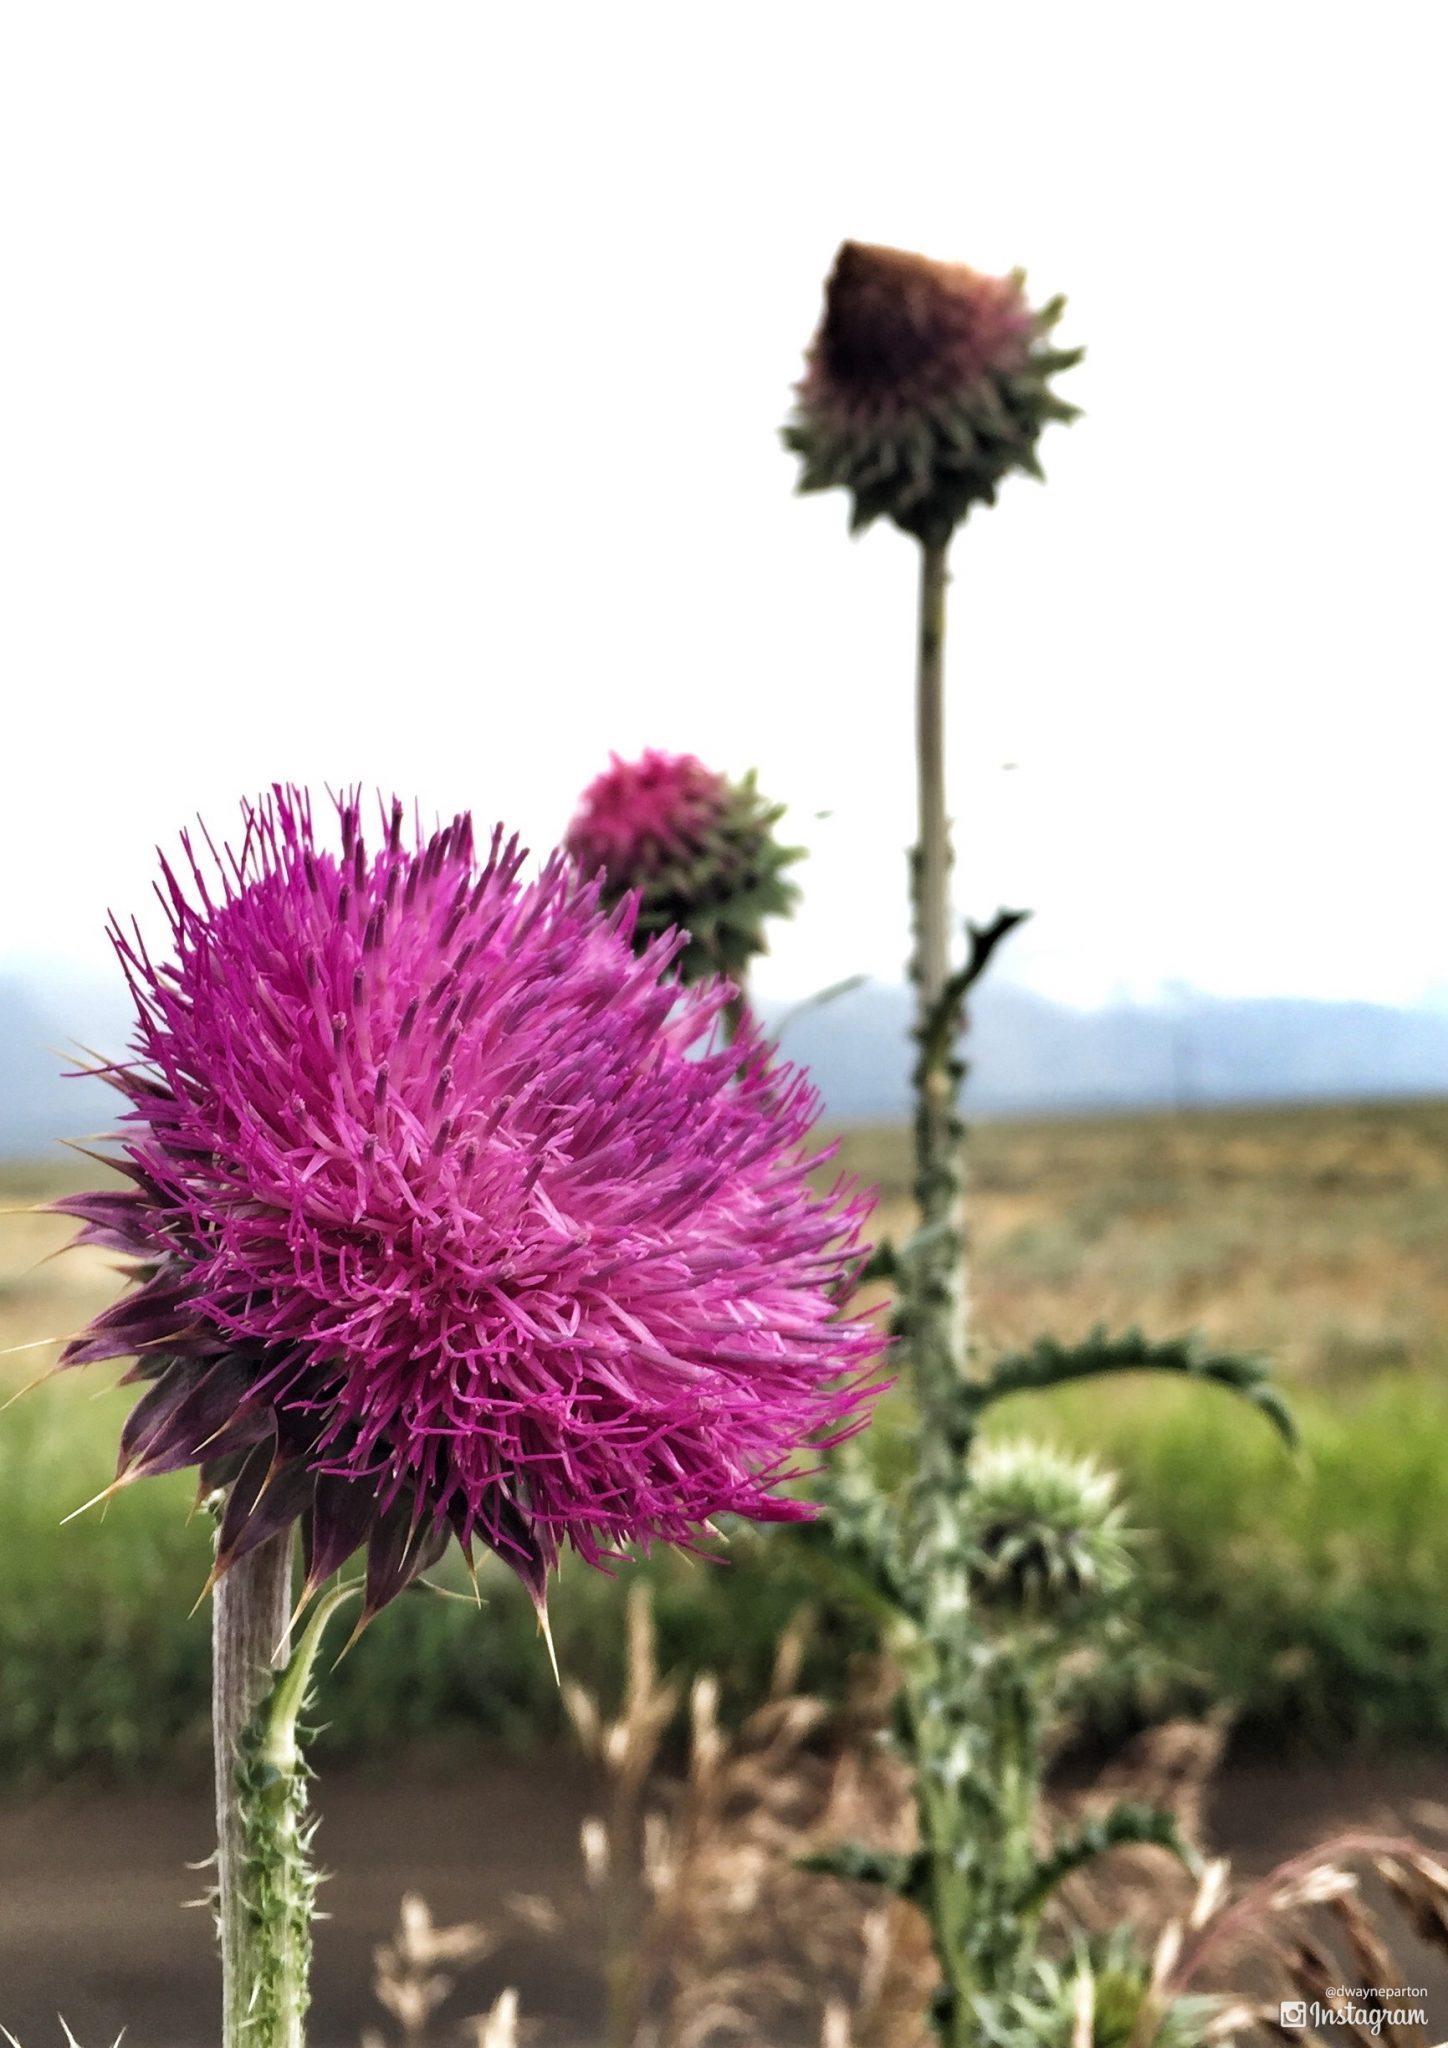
[909,537,970,1457]
[914,538,952,1018]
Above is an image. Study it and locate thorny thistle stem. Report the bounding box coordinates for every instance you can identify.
[909,537,971,1467]
[902,533,985,2046]
[213,1535,351,2048]
[902,536,1055,2044]
[791,361,1084,2044]
[896,564,1079,2038]
[214,1530,294,2047]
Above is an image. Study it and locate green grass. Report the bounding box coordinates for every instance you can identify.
[998,1369,1448,1752]
[0,1378,212,1777]
[0,1371,860,1785]
[3,1361,1446,1783]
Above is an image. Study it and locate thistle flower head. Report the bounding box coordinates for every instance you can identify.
[965,1441,1131,1620]
[565,751,802,987]
[57,789,884,1623]
[784,240,1082,545]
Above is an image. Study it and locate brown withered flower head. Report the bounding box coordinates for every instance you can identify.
[784,240,1082,544]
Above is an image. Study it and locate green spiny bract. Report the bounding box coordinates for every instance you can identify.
[784,240,1082,547]
[639,774,802,986]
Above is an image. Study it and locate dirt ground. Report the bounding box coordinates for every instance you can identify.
[3,1749,1448,2048]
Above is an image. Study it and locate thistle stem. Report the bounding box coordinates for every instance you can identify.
[915,538,951,1017]
[212,1529,296,2047]
[906,536,984,2046]
[910,536,970,1447]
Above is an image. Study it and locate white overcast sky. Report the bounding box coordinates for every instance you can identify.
[2,4,1445,1018]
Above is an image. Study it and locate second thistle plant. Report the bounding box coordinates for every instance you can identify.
[785,240,1293,2048]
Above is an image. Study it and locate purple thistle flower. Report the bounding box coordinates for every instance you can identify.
[567,751,734,881]
[57,789,885,1625]
[565,751,803,988]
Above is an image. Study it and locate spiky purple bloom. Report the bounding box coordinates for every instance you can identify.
[784,240,1082,544]
[568,751,731,879]
[57,791,885,1622]
[566,752,802,987]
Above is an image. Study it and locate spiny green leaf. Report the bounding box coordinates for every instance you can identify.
[1016,1801,1201,1914]
[972,1327,1297,1448]
[799,1841,930,1898]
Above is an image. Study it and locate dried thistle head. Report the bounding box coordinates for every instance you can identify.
[785,239,1082,545]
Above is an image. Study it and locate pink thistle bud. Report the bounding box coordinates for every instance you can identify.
[565,751,802,988]
[785,240,1082,544]
[56,790,885,1626]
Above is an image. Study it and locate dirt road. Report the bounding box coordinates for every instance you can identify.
[3,1750,1446,2046]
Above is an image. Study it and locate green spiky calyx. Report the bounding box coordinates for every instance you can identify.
[965,1442,1131,1620]
[567,754,804,987]
[636,772,802,985]
[785,240,1082,546]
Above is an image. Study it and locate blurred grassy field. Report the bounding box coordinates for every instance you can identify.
[3,1098,1447,1783]
[847,1098,1448,1386]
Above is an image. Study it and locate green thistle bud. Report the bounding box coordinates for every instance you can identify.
[966,1441,1131,1620]
[784,239,1083,545]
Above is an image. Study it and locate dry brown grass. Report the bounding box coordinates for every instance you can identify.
[832,1100,1448,1388]
[560,1586,919,2048]
[9,1100,1448,1404]
[0,1159,124,1389]
[358,1595,1448,2048]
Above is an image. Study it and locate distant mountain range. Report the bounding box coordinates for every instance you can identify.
[764,982,1448,1121]
[4,972,1447,1159]
[0,977,134,1160]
